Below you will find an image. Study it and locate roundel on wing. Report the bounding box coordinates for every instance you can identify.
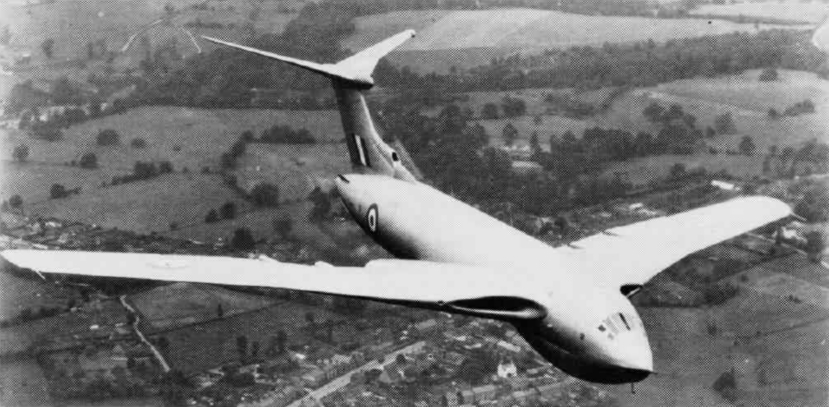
[366,204,378,233]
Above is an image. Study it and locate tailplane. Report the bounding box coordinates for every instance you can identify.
[203,31,417,181]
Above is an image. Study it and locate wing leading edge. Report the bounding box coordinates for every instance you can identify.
[557,196,791,290]
[0,251,546,320]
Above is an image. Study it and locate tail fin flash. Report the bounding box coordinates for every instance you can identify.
[203,31,418,181]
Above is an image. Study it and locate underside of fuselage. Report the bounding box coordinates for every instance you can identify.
[516,325,652,384]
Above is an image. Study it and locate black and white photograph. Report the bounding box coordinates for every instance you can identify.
[0,0,827,405]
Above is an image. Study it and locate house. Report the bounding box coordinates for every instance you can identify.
[472,384,498,403]
[511,160,544,175]
[301,367,326,387]
[496,340,521,354]
[444,390,460,407]
[414,318,438,332]
[497,360,517,378]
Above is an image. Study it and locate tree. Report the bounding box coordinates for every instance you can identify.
[502,122,518,147]
[669,163,687,180]
[759,67,778,82]
[804,231,825,263]
[79,152,98,169]
[501,96,526,118]
[236,335,248,361]
[739,135,756,156]
[250,183,279,207]
[273,217,293,239]
[9,195,22,209]
[529,132,541,153]
[220,202,236,219]
[277,330,288,354]
[308,187,332,221]
[50,183,67,199]
[96,129,120,146]
[231,227,256,251]
[32,125,63,142]
[41,38,55,59]
[767,108,780,119]
[217,303,224,318]
[130,138,148,148]
[12,144,29,162]
[481,103,499,119]
[714,112,736,134]
[204,209,219,223]
[642,102,665,123]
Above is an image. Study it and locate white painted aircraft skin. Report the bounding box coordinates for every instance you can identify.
[335,173,653,382]
[1,30,793,385]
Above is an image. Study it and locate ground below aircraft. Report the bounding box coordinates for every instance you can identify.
[1,30,792,385]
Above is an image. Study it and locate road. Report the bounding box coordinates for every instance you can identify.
[119,295,171,373]
[285,341,426,407]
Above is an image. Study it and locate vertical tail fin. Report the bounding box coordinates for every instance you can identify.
[203,31,418,182]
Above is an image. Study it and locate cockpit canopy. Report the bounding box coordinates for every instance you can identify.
[597,312,641,340]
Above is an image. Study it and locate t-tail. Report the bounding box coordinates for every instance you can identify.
[203,31,418,182]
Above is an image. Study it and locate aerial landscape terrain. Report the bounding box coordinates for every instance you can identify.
[1,0,828,406]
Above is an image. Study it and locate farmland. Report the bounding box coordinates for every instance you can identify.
[690,1,829,24]
[155,300,343,373]
[447,69,828,182]
[345,8,804,72]
[0,0,302,68]
[0,270,79,321]
[604,248,829,407]
[2,106,341,202]
[129,283,275,331]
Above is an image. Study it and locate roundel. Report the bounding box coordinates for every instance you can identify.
[366,204,379,233]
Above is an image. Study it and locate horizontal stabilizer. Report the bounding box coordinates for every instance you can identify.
[202,30,414,87]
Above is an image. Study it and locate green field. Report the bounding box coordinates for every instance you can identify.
[1,106,341,201]
[130,283,275,330]
[235,142,351,202]
[0,0,301,68]
[690,1,829,24]
[604,253,829,407]
[345,8,800,72]
[157,300,341,373]
[0,270,79,321]
[450,69,827,182]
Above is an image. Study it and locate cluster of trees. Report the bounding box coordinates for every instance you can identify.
[0,306,63,328]
[542,92,597,118]
[382,103,634,215]
[134,0,356,107]
[794,180,829,222]
[110,161,174,186]
[205,202,238,223]
[768,99,816,119]
[763,139,829,178]
[50,183,81,199]
[12,144,29,162]
[258,125,316,144]
[378,30,827,94]
[96,129,120,146]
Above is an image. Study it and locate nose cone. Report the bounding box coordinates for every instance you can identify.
[609,329,653,379]
[613,331,653,372]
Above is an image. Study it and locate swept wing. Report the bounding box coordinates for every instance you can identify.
[0,251,546,320]
[556,196,791,291]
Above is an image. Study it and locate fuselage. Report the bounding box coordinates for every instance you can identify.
[335,173,653,384]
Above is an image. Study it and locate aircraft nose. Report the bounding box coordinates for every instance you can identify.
[612,330,653,374]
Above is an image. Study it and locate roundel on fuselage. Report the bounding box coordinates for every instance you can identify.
[366,204,378,233]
